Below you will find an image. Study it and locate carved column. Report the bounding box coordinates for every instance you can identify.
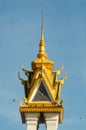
[25,113,40,130]
[44,113,59,130]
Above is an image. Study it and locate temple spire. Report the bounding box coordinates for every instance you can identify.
[41,10,44,41]
[37,11,47,59]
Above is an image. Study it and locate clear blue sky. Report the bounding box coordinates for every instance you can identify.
[0,0,86,130]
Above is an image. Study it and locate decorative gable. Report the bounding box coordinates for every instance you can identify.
[31,81,52,102]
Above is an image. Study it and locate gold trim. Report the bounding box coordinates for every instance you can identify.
[20,106,63,113]
[20,106,64,124]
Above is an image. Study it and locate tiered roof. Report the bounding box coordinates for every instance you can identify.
[18,15,67,124]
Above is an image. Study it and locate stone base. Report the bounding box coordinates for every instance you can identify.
[44,113,59,130]
[25,113,40,130]
[23,112,59,130]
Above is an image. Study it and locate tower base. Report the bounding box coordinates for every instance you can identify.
[21,112,60,130]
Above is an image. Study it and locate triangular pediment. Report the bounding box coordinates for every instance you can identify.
[32,82,51,101]
[29,80,54,102]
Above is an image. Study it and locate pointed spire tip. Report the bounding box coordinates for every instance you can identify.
[41,10,44,41]
[37,11,47,59]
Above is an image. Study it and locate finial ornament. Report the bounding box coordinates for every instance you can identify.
[37,11,47,59]
[41,10,44,41]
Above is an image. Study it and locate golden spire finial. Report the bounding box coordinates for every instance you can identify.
[41,10,44,41]
[37,11,47,59]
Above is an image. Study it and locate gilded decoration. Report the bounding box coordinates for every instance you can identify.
[18,15,67,123]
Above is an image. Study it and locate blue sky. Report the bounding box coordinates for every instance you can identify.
[0,0,86,130]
